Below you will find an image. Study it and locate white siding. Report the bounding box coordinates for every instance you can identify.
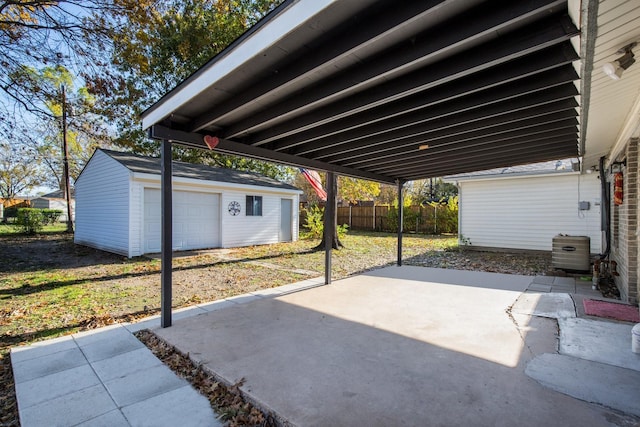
[459,173,602,253]
[74,151,131,256]
[129,182,145,257]
[292,193,300,241]
[221,191,287,248]
[31,198,75,222]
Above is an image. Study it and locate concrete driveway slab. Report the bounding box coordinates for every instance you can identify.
[11,324,222,426]
[157,266,624,426]
[75,409,131,427]
[91,347,164,382]
[9,335,76,363]
[103,364,188,407]
[76,330,145,363]
[12,347,87,384]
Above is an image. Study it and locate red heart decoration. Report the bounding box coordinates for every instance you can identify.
[204,135,219,150]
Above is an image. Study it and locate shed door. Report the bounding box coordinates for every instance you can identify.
[144,188,220,253]
[280,198,292,242]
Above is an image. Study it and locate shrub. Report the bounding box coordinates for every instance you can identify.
[427,196,458,234]
[16,208,45,234]
[301,205,349,239]
[384,207,420,233]
[42,209,63,225]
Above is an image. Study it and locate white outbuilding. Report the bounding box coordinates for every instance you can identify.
[31,189,75,222]
[74,149,301,257]
[449,159,602,254]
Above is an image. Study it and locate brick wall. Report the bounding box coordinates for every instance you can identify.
[611,138,638,304]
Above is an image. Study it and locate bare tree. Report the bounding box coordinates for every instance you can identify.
[0,141,44,199]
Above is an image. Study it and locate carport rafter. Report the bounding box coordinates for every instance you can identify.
[186,0,450,134]
[262,45,579,152]
[344,119,579,170]
[393,145,578,181]
[312,100,579,163]
[222,13,577,142]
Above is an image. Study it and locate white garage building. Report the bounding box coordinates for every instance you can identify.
[74,149,301,257]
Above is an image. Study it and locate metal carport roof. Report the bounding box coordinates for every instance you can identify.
[140,0,582,326]
[142,0,581,184]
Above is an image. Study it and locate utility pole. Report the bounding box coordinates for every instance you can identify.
[61,85,73,233]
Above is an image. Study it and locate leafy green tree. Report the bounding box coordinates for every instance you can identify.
[95,0,285,177]
[339,177,380,205]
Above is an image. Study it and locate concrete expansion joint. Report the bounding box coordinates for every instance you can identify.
[568,294,577,317]
[504,304,536,357]
[72,336,122,412]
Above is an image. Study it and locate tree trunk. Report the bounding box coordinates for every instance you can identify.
[315,228,343,250]
[315,172,343,250]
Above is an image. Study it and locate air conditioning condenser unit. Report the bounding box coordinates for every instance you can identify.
[552,235,590,272]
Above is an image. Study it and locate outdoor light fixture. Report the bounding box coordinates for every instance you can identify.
[418,144,430,150]
[603,42,636,80]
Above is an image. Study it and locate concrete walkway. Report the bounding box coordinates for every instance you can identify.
[12,269,640,426]
[11,278,324,426]
[11,324,219,427]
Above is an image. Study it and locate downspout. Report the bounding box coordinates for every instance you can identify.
[599,156,611,259]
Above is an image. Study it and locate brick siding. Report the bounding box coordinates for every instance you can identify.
[611,138,638,304]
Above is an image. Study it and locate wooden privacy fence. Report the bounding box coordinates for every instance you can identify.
[300,205,458,234]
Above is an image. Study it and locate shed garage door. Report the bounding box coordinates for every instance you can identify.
[144,188,220,253]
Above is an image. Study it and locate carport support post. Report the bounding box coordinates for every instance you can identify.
[324,171,336,284]
[161,139,173,328]
[397,180,405,266]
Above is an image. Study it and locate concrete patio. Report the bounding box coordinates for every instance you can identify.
[155,266,640,426]
[12,267,640,426]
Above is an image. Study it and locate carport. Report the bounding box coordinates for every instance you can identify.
[140,0,583,327]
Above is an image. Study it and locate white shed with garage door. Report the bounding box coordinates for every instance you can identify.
[74,149,301,257]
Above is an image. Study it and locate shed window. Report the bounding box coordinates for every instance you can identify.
[246,196,263,216]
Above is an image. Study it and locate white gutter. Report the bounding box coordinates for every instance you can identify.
[453,170,580,183]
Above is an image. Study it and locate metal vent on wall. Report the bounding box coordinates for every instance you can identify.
[552,235,591,272]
